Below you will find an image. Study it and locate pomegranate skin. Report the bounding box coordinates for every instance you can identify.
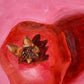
[55,13,84,84]
[0,21,71,84]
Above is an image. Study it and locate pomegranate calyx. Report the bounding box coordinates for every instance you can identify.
[7,34,49,64]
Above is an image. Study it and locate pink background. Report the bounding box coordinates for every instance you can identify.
[0,0,84,84]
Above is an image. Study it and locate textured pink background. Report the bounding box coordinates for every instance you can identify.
[0,0,84,84]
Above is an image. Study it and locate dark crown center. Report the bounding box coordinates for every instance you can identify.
[21,47,35,59]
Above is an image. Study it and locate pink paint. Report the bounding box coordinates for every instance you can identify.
[0,0,84,84]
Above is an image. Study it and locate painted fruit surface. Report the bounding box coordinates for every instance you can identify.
[0,0,84,84]
[0,21,71,84]
[55,14,84,84]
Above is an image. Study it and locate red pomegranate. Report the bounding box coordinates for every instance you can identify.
[0,21,71,84]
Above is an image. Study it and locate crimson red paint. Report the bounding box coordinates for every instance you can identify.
[55,13,84,84]
[0,21,71,84]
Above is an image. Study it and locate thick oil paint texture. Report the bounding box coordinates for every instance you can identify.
[55,14,84,84]
[0,22,71,84]
[0,0,84,84]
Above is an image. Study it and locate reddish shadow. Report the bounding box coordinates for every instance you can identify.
[54,13,84,84]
